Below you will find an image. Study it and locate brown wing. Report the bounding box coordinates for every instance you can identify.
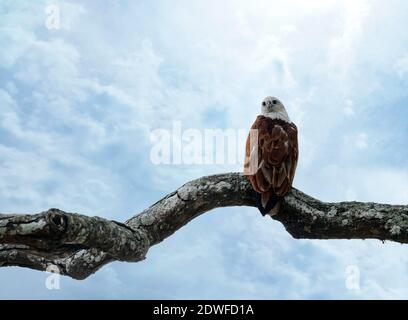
[244,115,298,197]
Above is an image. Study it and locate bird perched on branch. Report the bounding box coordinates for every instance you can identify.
[244,96,298,216]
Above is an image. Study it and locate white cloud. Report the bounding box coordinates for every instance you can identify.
[395,53,408,79]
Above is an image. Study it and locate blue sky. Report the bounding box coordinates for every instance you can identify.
[1,0,408,299]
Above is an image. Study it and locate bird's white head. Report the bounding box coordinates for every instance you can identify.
[261,96,291,123]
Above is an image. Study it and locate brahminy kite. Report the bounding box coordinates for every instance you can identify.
[244,96,298,216]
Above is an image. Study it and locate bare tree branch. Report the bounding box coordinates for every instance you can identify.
[1,172,407,279]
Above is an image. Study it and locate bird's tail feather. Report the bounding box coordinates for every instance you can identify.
[256,191,281,216]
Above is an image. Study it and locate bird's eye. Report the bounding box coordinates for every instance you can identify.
[262,102,266,106]
[272,100,277,104]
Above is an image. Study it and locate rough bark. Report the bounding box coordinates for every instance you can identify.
[1,172,407,280]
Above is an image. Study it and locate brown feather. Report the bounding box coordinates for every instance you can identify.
[244,115,298,213]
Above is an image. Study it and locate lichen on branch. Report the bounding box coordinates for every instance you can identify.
[1,172,407,280]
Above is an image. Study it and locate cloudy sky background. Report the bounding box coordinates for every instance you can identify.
[1,0,408,299]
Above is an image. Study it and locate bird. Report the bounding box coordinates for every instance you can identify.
[244,96,298,216]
